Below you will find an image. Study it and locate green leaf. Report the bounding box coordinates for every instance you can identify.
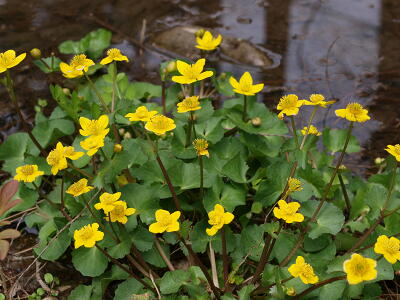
[240,225,265,260]
[159,269,191,294]
[319,280,346,300]
[72,247,108,277]
[131,226,154,252]
[113,278,143,300]
[221,153,249,183]
[237,284,255,300]
[203,179,246,212]
[0,132,30,173]
[322,128,360,153]
[33,56,62,73]
[67,285,93,300]
[125,82,161,101]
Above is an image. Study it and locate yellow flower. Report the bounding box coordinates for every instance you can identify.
[59,54,95,78]
[193,138,209,157]
[80,136,105,156]
[145,115,176,135]
[79,115,110,138]
[385,144,400,162]
[343,253,377,285]
[105,201,136,224]
[73,223,104,249]
[66,179,94,197]
[46,142,84,175]
[288,256,319,284]
[301,125,321,136]
[195,30,222,51]
[374,235,400,264]
[177,96,201,113]
[276,94,304,120]
[206,204,234,236]
[14,164,44,182]
[100,48,129,65]
[46,142,68,175]
[63,146,84,160]
[0,50,26,73]
[125,106,158,122]
[94,192,123,214]
[273,200,304,223]
[335,102,370,122]
[229,72,264,96]
[172,58,213,84]
[287,178,303,193]
[302,94,335,108]
[149,209,181,234]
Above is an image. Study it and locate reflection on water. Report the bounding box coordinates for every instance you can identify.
[0,0,399,169]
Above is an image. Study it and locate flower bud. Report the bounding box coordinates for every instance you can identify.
[166,61,177,73]
[123,132,132,139]
[114,143,123,153]
[117,175,128,187]
[195,29,206,38]
[251,117,262,127]
[286,287,296,296]
[119,128,125,135]
[375,157,385,165]
[30,48,41,59]
[62,88,71,96]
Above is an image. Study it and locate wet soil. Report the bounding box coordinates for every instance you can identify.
[1,0,400,297]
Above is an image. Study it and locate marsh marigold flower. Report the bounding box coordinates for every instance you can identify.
[80,136,105,156]
[287,177,303,193]
[177,96,201,113]
[59,54,95,78]
[105,201,136,224]
[66,178,94,197]
[302,94,335,108]
[277,94,304,120]
[374,235,400,264]
[193,138,209,157]
[14,164,44,182]
[46,142,83,175]
[335,102,370,122]
[385,144,400,162]
[195,30,222,51]
[229,72,264,96]
[149,209,181,234]
[301,125,321,136]
[206,204,234,236]
[94,192,123,214]
[100,48,129,65]
[125,106,158,122]
[172,58,213,84]
[79,115,109,138]
[343,253,377,285]
[273,200,304,223]
[0,50,26,73]
[288,256,319,284]
[73,223,104,249]
[145,115,176,135]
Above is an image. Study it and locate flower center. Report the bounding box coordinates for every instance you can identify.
[281,205,296,216]
[70,54,88,70]
[347,103,363,115]
[0,53,13,66]
[384,240,399,254]
[353,263,366,275]
[113,205,125,218]
[194,139,207,152]
[301,264,315,279]
[47,150,63,165]
[280,95,298,109]
[210,213,223,226]
[20,165,35,175]
[79,226,95,240]
[107,48,120,58]
[158,216,172,227]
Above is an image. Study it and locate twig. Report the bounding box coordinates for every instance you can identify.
[221,227,229,289]
[292,276,345,300]
[208,242,219,288]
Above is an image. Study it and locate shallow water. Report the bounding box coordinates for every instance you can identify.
[0,0,399,172]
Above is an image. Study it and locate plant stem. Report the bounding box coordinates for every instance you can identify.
[84,72,110,113]
[185,114,193,147]
[209,242,219,288]
[242,95,248,122]
[154,237,175,271]
[290,116,299,149]
[382,164,397,211]
[199,155,204,201]
[95,245,156,293]
[178,235,221,300]
[5,70,47,156]
[299,107,318,150]
[161,80,167,114]
[156,154,181,213]
[281,122,354,266]
[67,163,93,179]
[60,175,69,220]
[292,276,345,300]
[221,227,229,289]
[111,62,117,113]
[338,173,351,215]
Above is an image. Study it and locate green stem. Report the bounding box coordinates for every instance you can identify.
[154,237,175,271]
[5,70,46,156]
[84,72,110,113]
[299,107,318,150]
[290,116,299,149]
[161,80,167,114]
[292,276,346,300]
[242,95,248,122]
[185,114,193,147]
[191,112,197,139]
[199,155,204,201]
[221,227,229,290]
[382,164,397,211]
[111,62,117,113]
[338,173,351,215]
[67,163,93,180]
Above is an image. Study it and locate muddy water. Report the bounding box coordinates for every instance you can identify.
[0,0,399,170]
